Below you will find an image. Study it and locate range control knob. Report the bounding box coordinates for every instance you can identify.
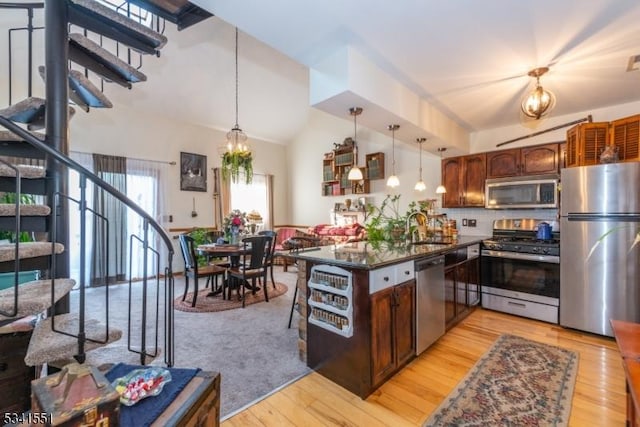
[531,247,540,253]
[542,248,550,254]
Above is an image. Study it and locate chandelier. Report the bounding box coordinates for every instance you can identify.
[386,124,400,188]
[521,67,556,119]
[414,137,426,191]
[436,147,447,194]
[347,107,364,181]
[224,27,250,155]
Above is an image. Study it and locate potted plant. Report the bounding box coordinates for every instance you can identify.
[221,151,253,184]
[365,195,418,244]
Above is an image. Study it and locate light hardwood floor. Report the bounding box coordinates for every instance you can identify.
[222,308,626,426]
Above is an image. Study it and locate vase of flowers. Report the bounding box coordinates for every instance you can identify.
[223,209,247,244]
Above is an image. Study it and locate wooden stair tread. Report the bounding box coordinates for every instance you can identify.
[0,163,45,179]
[69,33,147,88]
[128,0,213,31]
[0,203,50,217]
[0,242,64,263]
[38,66,113,111]
[0,130,44,142]
[0,97,75,129]
[69,0,168,55]
[25,313,123,366]
[0,278,75,320]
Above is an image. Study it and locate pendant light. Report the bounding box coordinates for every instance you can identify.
[386,124,400,188]
[521,66,556,119]
[436,147,447,194]
[414,137,426,191]
[347,107,364,181]
[224,27,250,155]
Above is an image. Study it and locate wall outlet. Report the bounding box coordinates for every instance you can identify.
[462,219,468,226]
[468,219,477,227]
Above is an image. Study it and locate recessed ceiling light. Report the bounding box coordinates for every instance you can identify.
[627,54,640,72]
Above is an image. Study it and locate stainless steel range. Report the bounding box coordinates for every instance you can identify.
[481,218,560,324]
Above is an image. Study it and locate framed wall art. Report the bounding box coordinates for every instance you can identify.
[180,152,207,192]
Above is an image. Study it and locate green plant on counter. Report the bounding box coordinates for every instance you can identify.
[221,150,253,184]
[0,192,35,243]
[365,194,419,244]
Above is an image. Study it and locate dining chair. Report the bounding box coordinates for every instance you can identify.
[179,234,227,307]
[258,230,278,289]
[227,235,272,308]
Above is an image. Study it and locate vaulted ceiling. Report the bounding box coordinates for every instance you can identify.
[189,0,640,148]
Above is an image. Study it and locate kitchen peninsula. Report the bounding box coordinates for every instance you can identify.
[286,236,486,398]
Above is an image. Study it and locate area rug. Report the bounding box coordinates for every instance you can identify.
[424,334,579,427]
[174,281,288,313]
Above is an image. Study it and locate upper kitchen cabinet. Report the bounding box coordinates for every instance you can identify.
[611,114,640,163]
[486,143,560,178]
[441,154,486,208]
[565,122,609,167]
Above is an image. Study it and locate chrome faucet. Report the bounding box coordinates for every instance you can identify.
[406,211,428,243]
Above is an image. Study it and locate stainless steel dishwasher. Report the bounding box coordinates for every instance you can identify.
[415,255,445,355]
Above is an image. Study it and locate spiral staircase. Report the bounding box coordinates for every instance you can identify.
[0,0,212,413]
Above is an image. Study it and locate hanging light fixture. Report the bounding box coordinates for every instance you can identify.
[386,124,400,188]
[436,147,447,194]
[347,107,364,181]
[521,66,556,119]
[224,27,250,155]
[414,137,427,191]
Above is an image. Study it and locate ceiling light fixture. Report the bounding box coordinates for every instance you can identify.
[224,27,250,155]
[347,107,364,181]
[521,66,556,120]
[436,147,447,194]
[414,137,426,192]
[386,124,400,188]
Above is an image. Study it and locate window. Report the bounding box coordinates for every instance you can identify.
[230,173,270,230]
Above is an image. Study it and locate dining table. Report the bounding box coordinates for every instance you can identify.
[197,243,254,298]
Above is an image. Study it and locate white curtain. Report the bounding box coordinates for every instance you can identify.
[125,158,170,280]
[230,173,271,230]
[68,153,172,285]
[68,152,94,287]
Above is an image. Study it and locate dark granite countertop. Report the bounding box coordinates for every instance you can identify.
[281,235,489,270]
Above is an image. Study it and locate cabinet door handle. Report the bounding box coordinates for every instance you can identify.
[383,276,390,282]
[404,270,411,276]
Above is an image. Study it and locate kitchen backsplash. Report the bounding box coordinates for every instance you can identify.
[441,208,559,236]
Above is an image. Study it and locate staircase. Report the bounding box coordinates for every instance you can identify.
[0,0,212,411]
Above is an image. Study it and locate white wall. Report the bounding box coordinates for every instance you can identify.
[288,108,442,226]
[70,104,288,272]
[289,100,640,236]
[470,100,640,153]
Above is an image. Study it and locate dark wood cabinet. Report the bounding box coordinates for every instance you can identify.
[565,122,610,167]
[441,153,486,208]
[486,143,560,178]
[611,114,640,163]
[307,261,415,399]
[371,280,415,388]
[444,246,479,330]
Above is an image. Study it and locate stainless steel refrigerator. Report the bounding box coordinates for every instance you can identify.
[560,162,640,337]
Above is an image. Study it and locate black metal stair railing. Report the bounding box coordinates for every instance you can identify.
[0,116,175,367]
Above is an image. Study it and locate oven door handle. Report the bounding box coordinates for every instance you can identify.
[481,249,559,264]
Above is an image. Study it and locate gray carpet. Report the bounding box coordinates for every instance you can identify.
[69,266,309,419]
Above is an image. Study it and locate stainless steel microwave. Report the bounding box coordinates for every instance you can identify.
[485,175,559,209]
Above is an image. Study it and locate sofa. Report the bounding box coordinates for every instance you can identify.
[308,223,366,245]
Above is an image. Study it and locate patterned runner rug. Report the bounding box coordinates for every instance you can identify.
[424,334,579,426]
[174,281,288,313]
